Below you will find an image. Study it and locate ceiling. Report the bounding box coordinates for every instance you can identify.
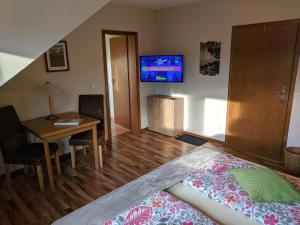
[0,0,109,87]
[111,0,207,11]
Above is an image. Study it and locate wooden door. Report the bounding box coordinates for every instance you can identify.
[226,21,299,161]
[127,34,140,134]
[110,36,131,129]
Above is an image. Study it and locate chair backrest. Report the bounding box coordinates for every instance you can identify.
[79,95,105,130]
[0,105,27,159]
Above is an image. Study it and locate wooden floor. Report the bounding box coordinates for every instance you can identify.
[0,129,287,225]
[110,120,130,137]
[0,130,196,225]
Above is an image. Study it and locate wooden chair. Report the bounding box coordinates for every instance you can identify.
[0,105,61,192]
[69,95,105,168]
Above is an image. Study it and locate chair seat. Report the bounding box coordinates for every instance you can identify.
[69,130,105,146]
[5,143,58,165]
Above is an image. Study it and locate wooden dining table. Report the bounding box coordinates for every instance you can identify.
[22,112,101,188]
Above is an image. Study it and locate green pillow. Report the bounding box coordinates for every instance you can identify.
[230,168,300,203]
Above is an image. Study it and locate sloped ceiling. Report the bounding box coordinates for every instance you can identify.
[0,0,110,86]
[112,0,208,10]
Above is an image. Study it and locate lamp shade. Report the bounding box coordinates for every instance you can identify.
[43,81,63,95]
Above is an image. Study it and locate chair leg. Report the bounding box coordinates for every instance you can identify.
[24,165,29,175]
[55,151,61,175]
[103,141,108,153]
[71,146,76,169]
[99,145,103,168]
[83,146,87,156]
[5,164,11,188]
[36,165,45,192]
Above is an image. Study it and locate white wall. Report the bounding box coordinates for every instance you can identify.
[0,3,158,175]
[287,59,300,146]
[0,0,110,86]
[0,3,157,124]
[105,35,116,118]
[1,0,300,176]
[154,0,300,142]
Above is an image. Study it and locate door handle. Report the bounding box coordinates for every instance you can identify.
[273,85,287,104]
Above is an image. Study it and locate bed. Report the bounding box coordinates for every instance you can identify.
[52,146,300,225]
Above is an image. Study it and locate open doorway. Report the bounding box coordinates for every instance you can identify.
[102,30,141,142]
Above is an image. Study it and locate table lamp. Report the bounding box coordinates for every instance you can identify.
[43,81,62,120]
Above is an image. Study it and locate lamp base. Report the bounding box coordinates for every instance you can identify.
[45,114,58,120]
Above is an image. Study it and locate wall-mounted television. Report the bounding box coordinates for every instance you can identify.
[140,55,183,82]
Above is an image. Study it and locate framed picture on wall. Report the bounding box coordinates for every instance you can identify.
[44,40,70,72]
[200,41,221,76]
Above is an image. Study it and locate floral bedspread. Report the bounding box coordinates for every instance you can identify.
[183,155,300,225]
[104,191,218,225]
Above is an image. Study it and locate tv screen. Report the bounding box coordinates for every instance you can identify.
[140,55,183,82]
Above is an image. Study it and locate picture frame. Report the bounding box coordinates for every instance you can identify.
[200,41,221,76]
[44,40,70,72]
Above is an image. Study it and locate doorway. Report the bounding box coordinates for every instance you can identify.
[102,30,141,141]
[226,20,300,163]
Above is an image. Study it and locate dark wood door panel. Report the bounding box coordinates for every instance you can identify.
[127,34,140,134]
[226,21,299,161]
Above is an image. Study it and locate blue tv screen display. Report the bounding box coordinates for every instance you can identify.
[140,55,183,82]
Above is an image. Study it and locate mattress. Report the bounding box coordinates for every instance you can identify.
[167,182,261,225]
[181,154,300,225]
[104,191,218,225]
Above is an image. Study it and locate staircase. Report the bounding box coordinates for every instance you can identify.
[0,0,110,86]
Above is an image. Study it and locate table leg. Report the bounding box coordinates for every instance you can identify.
[43,140,54,188]
[92,125,100,170]
[99,145,103,168]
